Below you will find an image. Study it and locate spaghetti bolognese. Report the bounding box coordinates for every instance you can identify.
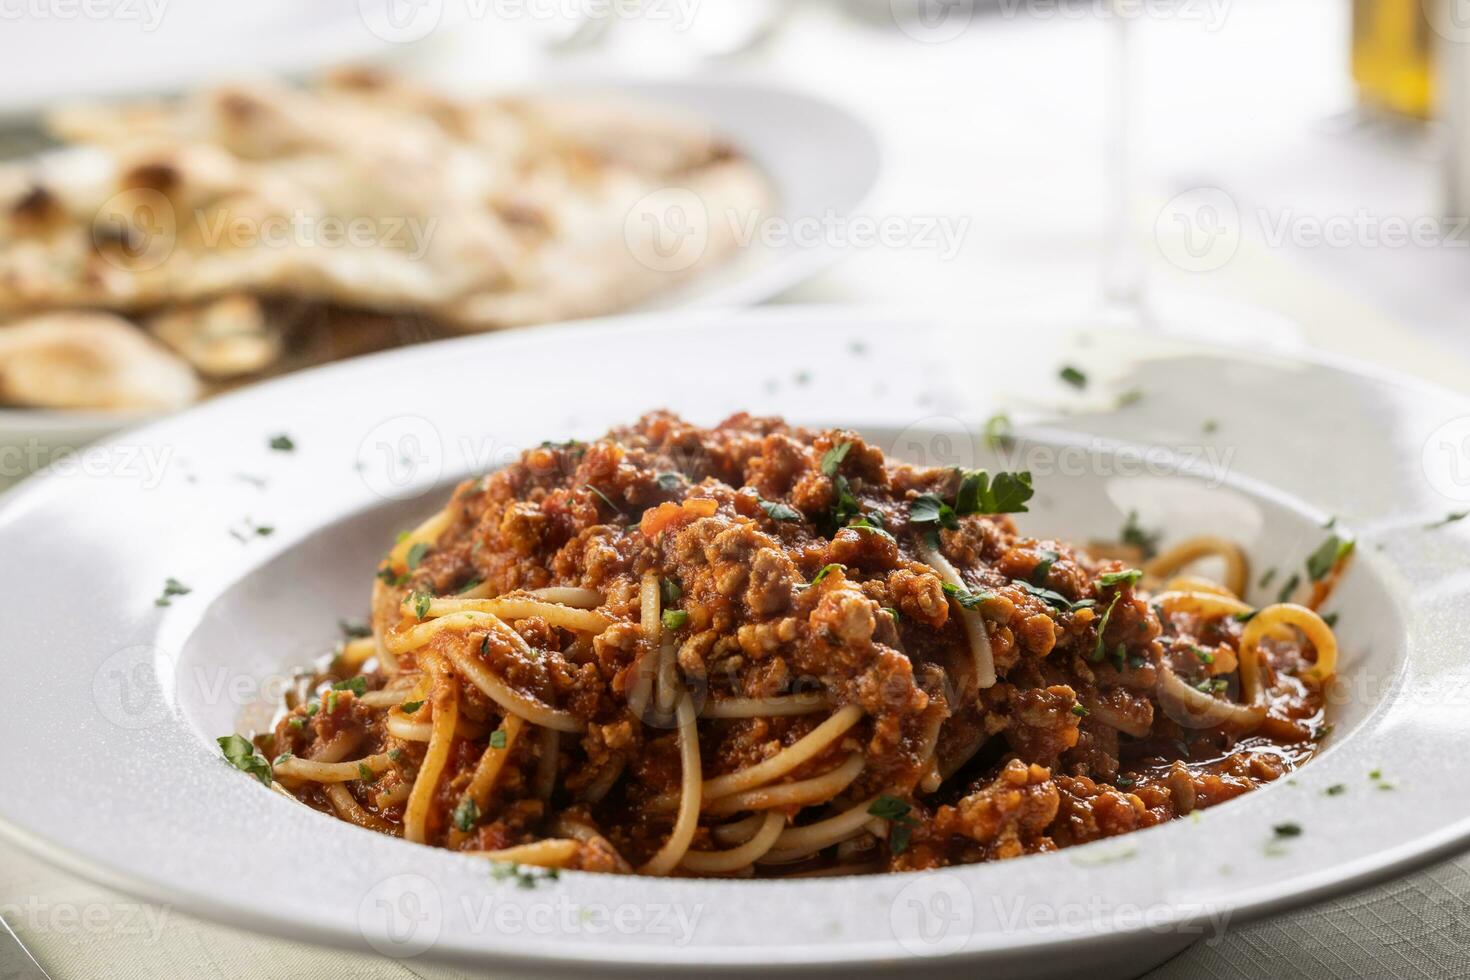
[222,412,1343,877]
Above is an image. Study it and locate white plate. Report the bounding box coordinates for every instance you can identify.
[0,78,880,488]
[2,306,1467,978]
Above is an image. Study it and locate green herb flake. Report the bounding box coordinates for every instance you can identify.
[217,734,272,786]
[155,577,192,607]
[338,619,372,639]
[1272,822,1302,838]
[1098,568,1143,588]
[1306,535,1355,582]
[583,484,625,520]
[802,564,843,590]
[821,442,852,477]
[956,469,1034,515]
[1071,704,1089,718]
[332,675,368,697]
[411,592,432,619]
[760,499,802,522]
[1258,567,1277,589]
[489,730,508,750]
[910,493,959,529]
[661,609,689,632]
[269,434,295,452]
[1059,365,1088,389]
[1325,784,1346,796]
[1429,511,1469,529]
[1276,572,1301,603]
[660,577,682,605]
[400,700,424,714]
[1120,511,1160,559]
[983,413,1014,451]
[406,541,430,570]
[942,581,994,609]
[357,763,377,783]
[452,797,480,832]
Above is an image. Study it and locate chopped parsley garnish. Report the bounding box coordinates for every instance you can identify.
[332,675,368,696]
[388,748,404,762]
[583,484,625,520]
[867,795,918,854]
[829,475,861,529]
[1031,549,1059,585]
[400,700,424,714]
[910,493,958,529]
[655,472,683,492]
[1306,535,1355,581]
[489,730,508,750]
[1195,678,1229,695]
[955,469,1034,515]
[273,752,293,765]
[1272,822,1302,838]
[1091,591,1125,662]
[821,442,852,477]
[452,798,479,832]
[1097,568,1143,587]
[1325,784,1346,796]
[1429,511,1469,529]
[410,592,432,619]
[1258,567,1277,588]
[155,577,192,607]
[1276,572,1301,603]
[458,578,483,594]
[760,499,802,521]
[268,434,295,452]
[847,514,895,541]
[801,564,842,590]
[661,609,689,631]
[1120,511,1160,559]
[660,577,682,605]
[983,413,1014,451]
[324,692,339,713]
[287,716,307,730]
[1017,580,1095,614]
[1058,365,1088,389]
[1071,704,1089,717]
[1191,645,1215,664]
[1116,388,1143,408]
[338,619,372,639]
[228,518,274,542]
[942,582,993,609]
[1322,612,1339,628]
[377,565,410,588]
[406,542,430,569]
[357,763,377,783]
[217,734,272,786]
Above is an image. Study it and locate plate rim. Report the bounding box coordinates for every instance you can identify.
[2,302,1467,971]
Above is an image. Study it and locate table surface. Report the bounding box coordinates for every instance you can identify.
[6,0,1470,977]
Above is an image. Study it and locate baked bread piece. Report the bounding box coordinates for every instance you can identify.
[0,70,773,409]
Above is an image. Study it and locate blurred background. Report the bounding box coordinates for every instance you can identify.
[3,0,1468,384]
